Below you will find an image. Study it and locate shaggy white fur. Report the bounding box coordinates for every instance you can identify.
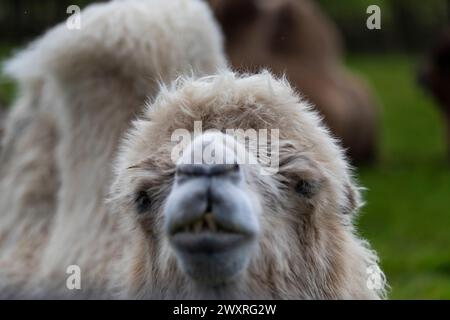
[0,0,225,298]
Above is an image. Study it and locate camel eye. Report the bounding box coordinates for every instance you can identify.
[295,179,319,199]
[135,190,152,214]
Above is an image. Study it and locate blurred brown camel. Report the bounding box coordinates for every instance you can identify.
[209,0,379,165]
[419,26,450,160]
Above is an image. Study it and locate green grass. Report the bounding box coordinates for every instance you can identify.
[0,46,448,298]
[348,55,450,299]
[0,44,16,107]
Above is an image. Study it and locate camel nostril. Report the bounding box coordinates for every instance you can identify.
[176,163,240,178]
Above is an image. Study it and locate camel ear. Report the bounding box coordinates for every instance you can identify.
[342,182,362,215]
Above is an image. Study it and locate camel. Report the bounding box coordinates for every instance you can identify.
[0,0,385,299]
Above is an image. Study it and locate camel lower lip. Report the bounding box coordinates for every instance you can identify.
[170,232,250,254]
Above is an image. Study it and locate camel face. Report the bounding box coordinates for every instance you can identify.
[109,72,385,299]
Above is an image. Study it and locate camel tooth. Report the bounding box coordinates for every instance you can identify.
[204,213,217,231]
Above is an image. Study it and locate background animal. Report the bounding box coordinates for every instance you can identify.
[209,0,379,165]
[0,0,225,298]
[419,26,450,160]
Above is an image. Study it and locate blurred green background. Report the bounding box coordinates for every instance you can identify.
[348,55,450,299]
[0,0,449,299]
